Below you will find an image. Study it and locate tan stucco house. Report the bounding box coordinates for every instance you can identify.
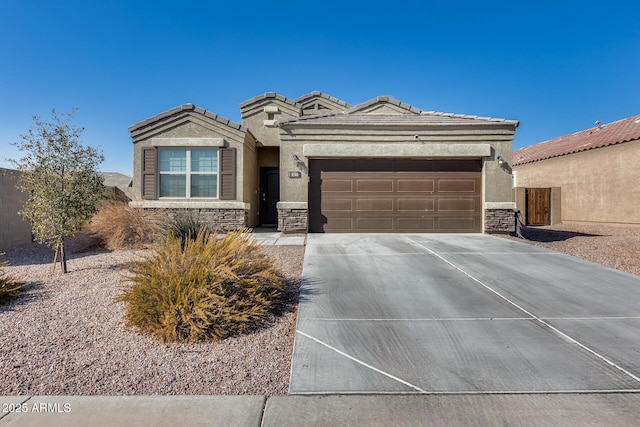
[0,168,32,248]
[513,114,640,226]
[129,92,519,233]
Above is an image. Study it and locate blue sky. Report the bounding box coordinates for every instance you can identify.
[1,1,638,175]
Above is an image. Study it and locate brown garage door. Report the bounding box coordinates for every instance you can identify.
[309,159,482,233]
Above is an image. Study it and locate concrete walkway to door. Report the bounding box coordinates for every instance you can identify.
[291,234,640,396]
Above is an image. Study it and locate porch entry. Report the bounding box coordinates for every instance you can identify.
[259,167,280,226]
[526,188,551,226]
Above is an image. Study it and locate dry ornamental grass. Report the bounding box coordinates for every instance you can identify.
[0,241,303,395]
[121,229,285,343]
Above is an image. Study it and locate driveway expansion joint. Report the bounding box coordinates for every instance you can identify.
[407,237,640,386]
[295,330,427,393]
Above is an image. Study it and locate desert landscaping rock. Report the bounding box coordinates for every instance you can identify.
[502,223,640,276]
[0,243,303,396]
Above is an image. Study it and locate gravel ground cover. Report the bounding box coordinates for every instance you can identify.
[0,243,304,396]
[500,223,640,276]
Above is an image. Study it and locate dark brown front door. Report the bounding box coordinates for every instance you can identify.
[526,188,551,225]
[309,159,482,233]
[260,167,279,226]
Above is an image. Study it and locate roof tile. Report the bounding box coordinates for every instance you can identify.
[238,92,300,109]
[513,114,640,165]
[128,104,246,133]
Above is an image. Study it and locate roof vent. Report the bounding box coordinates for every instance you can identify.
[595,120,602,129]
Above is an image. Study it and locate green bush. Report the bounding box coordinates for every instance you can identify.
[0,257,22,306]
[120,228,284,343]
[165,210,209,246]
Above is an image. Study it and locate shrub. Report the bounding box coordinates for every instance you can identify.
[119,228,284,342]
[82,201,159,250]
[165,210,209,245]
[0,257,22,306]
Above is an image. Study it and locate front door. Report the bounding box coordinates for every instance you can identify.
[526,188,551,225]
[260,167,280,226]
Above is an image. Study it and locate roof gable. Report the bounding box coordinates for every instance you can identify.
[346,96,422,115]
[513,114,640,165]
[128,104,247,143]
[295,91,351,116]
[239,92,300,110]
[238,92,302,120]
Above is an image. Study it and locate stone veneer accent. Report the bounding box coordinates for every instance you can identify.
[278,208,308,233]
[143,208,248,232]
[484,209,515,233]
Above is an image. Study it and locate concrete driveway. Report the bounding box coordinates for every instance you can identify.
[290,234,640,394]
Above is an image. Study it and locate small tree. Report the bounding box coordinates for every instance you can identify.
[11,109,104,273]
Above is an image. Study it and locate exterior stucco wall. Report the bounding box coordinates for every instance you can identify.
[131,115,258,227]
[240,100,300,147]
[278,125,516,232]
[513,139,640,224]
[0,168,31,248]
[242,133,259,227]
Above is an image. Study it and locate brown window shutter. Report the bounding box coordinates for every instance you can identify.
[219,148,236,200]
[142,147,157,200]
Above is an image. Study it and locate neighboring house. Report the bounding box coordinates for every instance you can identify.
[513,114,640,226]
[99,172,133,202]
[0,168,32,248]
[129,92,519,233]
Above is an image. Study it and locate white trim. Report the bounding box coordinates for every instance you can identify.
[152,137,225,147]
[277,202,308,209]
[484,202,516,210]
[130,200,248,209]
[303,143,491,158]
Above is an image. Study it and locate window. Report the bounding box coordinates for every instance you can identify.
[159,148,218,198]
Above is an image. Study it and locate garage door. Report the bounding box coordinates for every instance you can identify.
[308,159,482,233]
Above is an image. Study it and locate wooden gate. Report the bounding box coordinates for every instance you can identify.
[526,188,551,226]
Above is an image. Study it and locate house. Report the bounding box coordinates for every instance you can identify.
[128,92,519,233]
[513,114,640,226]
[99,172,133,202]
[0,168,32,248]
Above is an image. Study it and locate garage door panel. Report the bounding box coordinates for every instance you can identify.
[323,199,353,211]
[356,198,394,211]
[322,179,353,192]
[356,217,394,231]
[356,179,394,192]
[438,179,478,193]
[397,217,436,231]
[397,179,434,192]
[309,159,482,233]
[325,217,354,231]
[437,217,479,232]
[437,198,478,212]
[397,198,435,212]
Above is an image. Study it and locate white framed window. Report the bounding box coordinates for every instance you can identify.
[158,148,218,198]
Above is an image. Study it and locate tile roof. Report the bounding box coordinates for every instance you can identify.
[346,96,423,114]
[128,104,246,133]
[280,112,518,127]
[295,91,351,108]
[99,172,132,188]
[238,92,301,109]
[513,114,640,166]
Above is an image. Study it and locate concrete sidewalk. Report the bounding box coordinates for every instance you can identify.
[251,228,306,246]
[3,394,640,426]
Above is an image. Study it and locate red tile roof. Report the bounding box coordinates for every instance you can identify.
[513,114,640,166]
